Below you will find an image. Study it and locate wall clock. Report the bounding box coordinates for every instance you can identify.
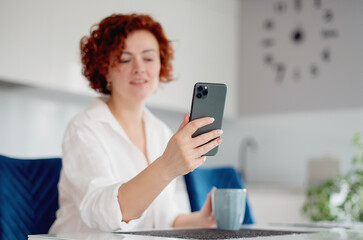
[262,0,339,83]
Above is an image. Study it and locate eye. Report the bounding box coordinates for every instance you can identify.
[121,59,131,63]
[144,58,154,62]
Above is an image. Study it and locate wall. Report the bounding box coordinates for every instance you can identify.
[0,0,241,117]
[1,0,363,189]
[0,84,92,158]
[239,0,363,115]
[234,0,363,187]
[234,109,363,187]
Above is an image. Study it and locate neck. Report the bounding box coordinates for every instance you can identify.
[107,94,145,129]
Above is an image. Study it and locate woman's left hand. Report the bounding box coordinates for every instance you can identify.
[196,191,216,228]
[173,190,216,228]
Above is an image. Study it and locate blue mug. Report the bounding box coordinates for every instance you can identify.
[211,188,247,230]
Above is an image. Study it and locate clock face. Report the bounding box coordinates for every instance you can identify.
[262,0,339,83]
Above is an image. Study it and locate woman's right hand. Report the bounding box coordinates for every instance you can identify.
[160,113,223,180]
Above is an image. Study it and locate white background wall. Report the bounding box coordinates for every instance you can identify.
[0,0,240,117]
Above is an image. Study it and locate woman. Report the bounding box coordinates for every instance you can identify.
[49,13,223,233]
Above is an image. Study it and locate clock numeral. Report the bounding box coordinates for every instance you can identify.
[274,2,286,14]
[275,63,286,83]
[314,0,322,9]
[322,49,331,62]
[264,19,274,31]
[262,38,275,47]
[264,54,274,65]
[294,0,302,13]
[321,29,339,39]
[324,9,334,22]
[293,68,301,81]
[310,64,319,77]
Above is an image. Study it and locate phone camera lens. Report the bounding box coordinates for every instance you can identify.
[196,93,202,98]
[197,86,203,91]
[202,89,208,95]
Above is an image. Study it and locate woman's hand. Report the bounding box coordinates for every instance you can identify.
[196,191,216,228]
[173,190,216,228]
[160,113,223,180]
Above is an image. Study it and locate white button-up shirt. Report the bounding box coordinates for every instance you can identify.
[49,97,188,233]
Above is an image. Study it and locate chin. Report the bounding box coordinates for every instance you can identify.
[129,84,158,101]
[133,91,154,101]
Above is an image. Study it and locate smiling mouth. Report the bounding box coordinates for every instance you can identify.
[131,80,147,84]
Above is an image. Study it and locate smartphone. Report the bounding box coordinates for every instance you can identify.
[189,82,227,156]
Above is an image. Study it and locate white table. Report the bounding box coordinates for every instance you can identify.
[29,225,363,240]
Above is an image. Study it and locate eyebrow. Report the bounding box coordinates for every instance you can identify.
[121,49,158,55]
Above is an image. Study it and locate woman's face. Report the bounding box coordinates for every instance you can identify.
[107,30,161,102]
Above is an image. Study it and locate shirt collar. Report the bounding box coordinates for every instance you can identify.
[86,96,113,124]
[85,96,155,137]
[87,96,154,123]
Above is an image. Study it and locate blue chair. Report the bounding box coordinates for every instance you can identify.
[184,166,255,224]
[0,155,62,240]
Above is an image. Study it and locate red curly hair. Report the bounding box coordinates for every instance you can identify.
[80,14,174,94]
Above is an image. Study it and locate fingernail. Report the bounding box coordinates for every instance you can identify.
[217,138,222,144]
[210,117,215,122]
[203,156,207,162]
[218,130,223,135]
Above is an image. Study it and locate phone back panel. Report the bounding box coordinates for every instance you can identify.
[190,82,227,156]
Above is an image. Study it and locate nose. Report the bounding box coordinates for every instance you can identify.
[133,58,145,74]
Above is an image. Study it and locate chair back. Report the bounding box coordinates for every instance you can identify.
[0,155,62,240]
[184,166,255,224]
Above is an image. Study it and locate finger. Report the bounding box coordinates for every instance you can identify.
[191,155,207,171]
[200,192,211,211]
[191,129,223,148]
[205,192,212,210]
[183,117,215,136]
[201,192,215,221]
[185,113,190,123]
[177,113,190,132]
[195,138,222,157]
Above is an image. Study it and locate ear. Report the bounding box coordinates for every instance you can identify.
[104,69,110,82]
[105,76,112,91]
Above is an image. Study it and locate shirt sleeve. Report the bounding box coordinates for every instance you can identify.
[154,178,191,229]
[62,126,144,232]
[153,124,191,229]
